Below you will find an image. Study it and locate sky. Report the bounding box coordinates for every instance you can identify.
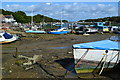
[1,2,119,21]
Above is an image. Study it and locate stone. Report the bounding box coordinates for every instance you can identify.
[32,55,42,64]
[25,66,34,71]
[23,61,32,66]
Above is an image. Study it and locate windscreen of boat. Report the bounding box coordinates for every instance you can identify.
[3,32,13,39]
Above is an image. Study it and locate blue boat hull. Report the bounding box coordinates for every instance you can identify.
[48,31,69,34]
[25,30,46,33]
[115,32,120,34]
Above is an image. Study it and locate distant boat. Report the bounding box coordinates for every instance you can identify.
[0,31,19,44]
[115,31,120,34]
[72,37,120,75]
[47,27,69,34]
[74,26,98,34]
[48,8,69,34]
[25,30,46,34]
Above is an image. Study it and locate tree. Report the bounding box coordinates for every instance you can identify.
[13,11,28,23]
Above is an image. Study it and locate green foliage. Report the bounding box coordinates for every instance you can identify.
[1,9,68,23]
[79,16,120,23]
[13,11,28,23]
[15,61,23,66]
[79,16,120,26]
[1,9,13,15]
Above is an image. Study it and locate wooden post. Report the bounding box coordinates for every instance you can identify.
[15,47,18,58]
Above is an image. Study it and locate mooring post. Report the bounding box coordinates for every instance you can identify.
[15,47,18,58]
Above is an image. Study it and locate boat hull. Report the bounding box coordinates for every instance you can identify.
[75,60,115,73]
[0,36,18,44]
[73,49,119,74]
[25,30,46,34]
[115,32,120,34]
[48,31,69,34]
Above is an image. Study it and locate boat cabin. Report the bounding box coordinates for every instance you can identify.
[92,22,109,32]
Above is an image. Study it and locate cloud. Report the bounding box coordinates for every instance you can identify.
[2,2,118,21]
[46,2,51,5]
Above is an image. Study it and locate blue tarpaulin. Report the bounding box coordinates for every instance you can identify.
[73,40,120,50]
[3,32,13,39]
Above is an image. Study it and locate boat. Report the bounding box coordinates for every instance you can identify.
[24,9,46,34]
[72,37,120,75]
[25,30,46,34]
[0,31,19,44]
[48,8,69,34]
[93,22,109,33]
[74,26,98,34]
[115,32,120,34]
[47,27,69,34]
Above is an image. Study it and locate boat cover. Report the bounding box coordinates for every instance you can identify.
[73,40,120,50]
[3,32,13,39]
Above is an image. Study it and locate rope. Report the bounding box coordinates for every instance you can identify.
[107,51,119,69]
[99,50,108,75]
[74,49,89,68]
[115,51,120,65]
[92,54,106,73]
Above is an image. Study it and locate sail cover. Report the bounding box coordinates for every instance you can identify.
[3,32,13,39]
[73,40,120,50]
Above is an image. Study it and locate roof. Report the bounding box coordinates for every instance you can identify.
[4,15,13,18]
[73,40,120,50]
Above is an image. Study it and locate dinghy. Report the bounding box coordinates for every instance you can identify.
[0,31,19,44]
[72,37,120,75]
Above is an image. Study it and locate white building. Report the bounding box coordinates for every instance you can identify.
[3,15,16,23]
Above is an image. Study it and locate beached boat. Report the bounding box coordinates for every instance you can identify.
[25,30,46,34]
[74,26,98,34]
[72,38,120,75]
[47,27,69,34]
[0,31,19,44]
[115,32,120,34]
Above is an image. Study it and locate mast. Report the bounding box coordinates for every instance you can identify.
[60,8,63,28]
[31,9,34,25]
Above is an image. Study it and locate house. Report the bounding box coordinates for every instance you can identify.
[2,15,16,23]
[0,14,17,29]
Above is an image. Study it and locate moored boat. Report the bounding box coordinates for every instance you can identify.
[72,38,120,75]
[0,31,19,44]
[114,31,120,34]
[25,30,46,34]
[47,27,69,34]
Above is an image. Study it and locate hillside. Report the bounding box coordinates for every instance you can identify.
[79,16,120,26]
[1,9,68,23]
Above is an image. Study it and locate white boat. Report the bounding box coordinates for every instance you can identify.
[47,27,69,34]
[72,38,120,74]
[0,31,18,44]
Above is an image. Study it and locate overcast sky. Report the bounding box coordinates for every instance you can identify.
[2,2,118,21]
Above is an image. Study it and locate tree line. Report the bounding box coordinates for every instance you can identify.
[79,16,120,26]
[1,9,68,23]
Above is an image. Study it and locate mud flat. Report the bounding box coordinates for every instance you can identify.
[1,33,120,79]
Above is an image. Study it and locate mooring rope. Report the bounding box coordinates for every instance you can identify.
[92,54,106,73]
[99,50,108,75]
[74,49,89,68]
[107,51,119,69]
